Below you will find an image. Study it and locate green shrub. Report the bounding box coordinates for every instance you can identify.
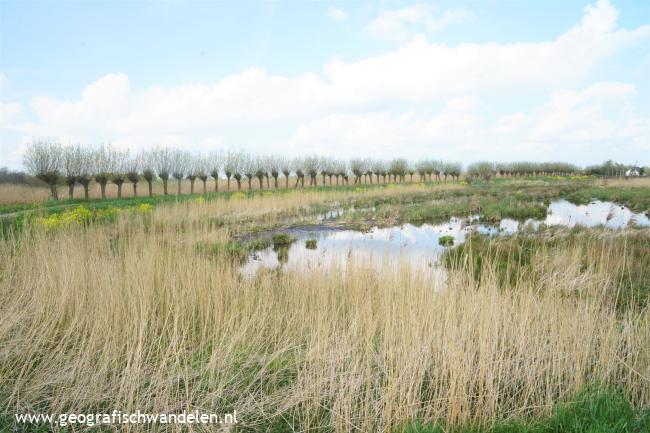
[272,233,296,248]
[438,235,455,246]
[249,238,271,251]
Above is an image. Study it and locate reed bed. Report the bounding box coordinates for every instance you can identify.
[0,211,648,432]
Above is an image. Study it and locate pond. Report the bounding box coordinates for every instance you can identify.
[241,200,649,276]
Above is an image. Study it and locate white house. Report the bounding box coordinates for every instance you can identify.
[625,168,640,177]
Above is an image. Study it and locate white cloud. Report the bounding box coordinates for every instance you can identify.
[367,4,468,42]
[327,6,348,21]
[445,96,482,112]
[289,81,649,164]
[1,0,648,166]
[0,102,24,128]
[529,82,640,142]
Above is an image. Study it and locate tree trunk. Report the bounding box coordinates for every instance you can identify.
[132,183,138,197]
[190,179,195,194]
[203,180,207,194]
[148,181,153,197]
[68,183,74,199]
[100,183,106,199]
[83,184,89,199]
[117,184,122,199]
[236,179,241,190]
[285,176,289,189]
[274,177,278,189]
[50,184,59,200]
[177,179,182,196]
[162,180,168,196]
[247,178,252,190]
[258,178,264,190]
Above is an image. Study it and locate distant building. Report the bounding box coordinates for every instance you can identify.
[625,167,640,177]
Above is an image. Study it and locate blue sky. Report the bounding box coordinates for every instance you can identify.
[1,0,649,169]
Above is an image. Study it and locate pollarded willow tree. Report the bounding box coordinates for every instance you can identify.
[110,148,130,199]
[141,151,156,197]
[223,150,242,191]
[371,160,386,184]
[293,157,305,188]
[208,151,222,193]
[267,155,281,189]
[389,158,408,182]
[126,154,141,197]
[23,139,63,200]
[151,147,174,196]
[172,150,190,196]
[303,155,320,187]
[242,154,256,191]
[94,145,114,199]
[185,154,202,194]
[76,147,95,199]
[467,161,496,181]
[443,162,462,181]
[62,145,83,199]
[254,156,267,190]
[350,158,364,184]
[334,159,348,185]
[196,155,209,194]
[280,157,292,189]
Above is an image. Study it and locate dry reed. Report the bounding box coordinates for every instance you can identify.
[0,208,648,432]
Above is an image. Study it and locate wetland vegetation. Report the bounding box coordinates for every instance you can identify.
[1,172,648,433]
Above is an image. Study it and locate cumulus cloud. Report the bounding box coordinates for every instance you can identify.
[290,81,649,163]
[0,0,648,166]
[367,4,469,42]
[327,6,348,21]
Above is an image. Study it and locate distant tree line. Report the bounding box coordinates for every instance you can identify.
[16,140,649,200]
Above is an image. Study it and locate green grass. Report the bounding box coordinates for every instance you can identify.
[438,235,455,246]
[398,387,649,433]
[305,239,318,249]
[248,238,272,251]
[272,233,296,248]
[195,240,249,262]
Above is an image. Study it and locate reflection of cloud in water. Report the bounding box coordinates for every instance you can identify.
[241,222,465,285]
[545,200,649,228]
[241,200,648,279]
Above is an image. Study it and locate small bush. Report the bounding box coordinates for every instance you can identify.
[272,233,296,248]
[249,238,271,251]
[438,235,454,246]
[305,239,317,249]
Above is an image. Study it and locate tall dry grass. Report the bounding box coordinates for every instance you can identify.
[0,210,648,432]
[0,176,430,205]
[0,183,51,205]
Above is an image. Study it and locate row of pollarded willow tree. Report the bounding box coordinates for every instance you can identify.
[22,141,463,200]
[23,140,579,200]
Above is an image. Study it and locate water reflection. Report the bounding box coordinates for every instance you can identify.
[544,199,649,228]
[242,200,648,277]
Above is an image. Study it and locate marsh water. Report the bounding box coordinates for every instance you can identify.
[242,200,649,276]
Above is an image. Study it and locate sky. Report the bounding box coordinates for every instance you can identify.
[0,0,649,169]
